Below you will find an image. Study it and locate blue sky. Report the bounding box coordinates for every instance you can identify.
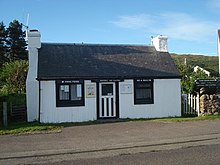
[1,0,220,55]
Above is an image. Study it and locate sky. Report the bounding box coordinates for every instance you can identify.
[1,0,220,56]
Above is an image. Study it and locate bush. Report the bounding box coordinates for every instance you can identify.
[0,60,28,94]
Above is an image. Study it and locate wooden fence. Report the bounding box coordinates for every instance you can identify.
[1,102,27,127]
[10,105,27,122]
[182,94,199,116]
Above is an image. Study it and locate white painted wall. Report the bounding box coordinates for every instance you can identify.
[119,79,181,119]
[39,79,181,123]
[26,31,41,122]
[40,80,97,123]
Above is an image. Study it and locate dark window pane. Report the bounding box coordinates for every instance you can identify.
[134,80,153,104]
[102,84,113,96]
[59,85,69,100]
[56,80,85,107]
[136,88,151,99]
[70,84,82,100]
[136,82,151,88]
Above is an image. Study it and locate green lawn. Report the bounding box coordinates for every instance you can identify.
[0,122,62,135]
[0,115,220,135]
[145,115,220,122]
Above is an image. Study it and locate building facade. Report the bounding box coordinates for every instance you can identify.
[26,30,181,123]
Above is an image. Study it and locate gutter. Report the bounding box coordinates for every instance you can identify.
[36,75,182,81]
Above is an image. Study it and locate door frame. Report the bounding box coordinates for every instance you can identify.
[96,81,119,119]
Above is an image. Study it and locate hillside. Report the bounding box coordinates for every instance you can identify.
[171,54,219,77]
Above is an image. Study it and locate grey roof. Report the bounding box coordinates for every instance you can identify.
[37,43,180,80]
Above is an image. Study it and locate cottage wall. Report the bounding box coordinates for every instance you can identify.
[40,79,181,123]
[40,80,97,123]
[119,79,181,118]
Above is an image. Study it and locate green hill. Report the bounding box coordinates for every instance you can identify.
[171,53,219,77]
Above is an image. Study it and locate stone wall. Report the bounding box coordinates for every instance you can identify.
[200,94,220,115]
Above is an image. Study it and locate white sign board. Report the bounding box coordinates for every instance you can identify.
[86,84,96,98]
[120,84,132,94]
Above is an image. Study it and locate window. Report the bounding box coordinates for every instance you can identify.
[102,84,113,96]
[134,79,153,104]
[56,80,84,107]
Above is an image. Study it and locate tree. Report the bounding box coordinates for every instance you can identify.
[0,21,8,66]
[0,60,28,94]
[176,62,210,94]
[7,20,27,61]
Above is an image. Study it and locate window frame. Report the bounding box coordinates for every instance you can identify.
[56,80,85,107]
[134,79,154,105]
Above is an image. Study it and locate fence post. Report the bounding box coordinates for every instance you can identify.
[3,102,7,127]
[193,96,196,115]
[197,93,200,116]
[187,94,189,114]
[188,94,191,114]
[186,94,188,114]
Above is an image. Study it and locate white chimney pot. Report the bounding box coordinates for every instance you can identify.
[151,35,168,52]
[28,30,41,48]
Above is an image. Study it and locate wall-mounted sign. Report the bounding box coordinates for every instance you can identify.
[86,84,96,98]
[57,80,82,84]
[120,84,132,94]
[136,79,152,82]
[91,79,124,82]
[195,79,220,87]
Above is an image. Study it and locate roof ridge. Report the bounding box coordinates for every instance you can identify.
[41,42,154,47]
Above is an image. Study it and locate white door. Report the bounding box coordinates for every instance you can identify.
[99,82,116,118]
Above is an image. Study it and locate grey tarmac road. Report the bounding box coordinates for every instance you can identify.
[0,120,220,164]
[40,144,220,165]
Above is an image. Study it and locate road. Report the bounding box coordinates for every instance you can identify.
[41,144,220,165]
[0,120,220,164]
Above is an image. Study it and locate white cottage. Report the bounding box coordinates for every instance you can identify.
[26,30,181,123]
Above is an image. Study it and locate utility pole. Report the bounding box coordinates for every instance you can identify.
[218,29,220,76]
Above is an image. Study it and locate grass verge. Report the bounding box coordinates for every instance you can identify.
[131,115,220,122]
[0,115,220,135]
[0,122,62,135]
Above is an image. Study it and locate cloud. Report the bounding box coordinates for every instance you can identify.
[111,12,219,42]
[110,14,154,29]
[154,13,218,41]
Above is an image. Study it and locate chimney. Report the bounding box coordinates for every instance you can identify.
[151,35,168,52]
[28,30,41,48]
[26,29,41,122]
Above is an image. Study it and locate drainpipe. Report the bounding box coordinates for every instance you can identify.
[38,80,41,123]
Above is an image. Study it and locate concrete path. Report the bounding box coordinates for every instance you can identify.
[0,120,220,164]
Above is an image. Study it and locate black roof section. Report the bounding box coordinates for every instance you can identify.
[37,43,180,80]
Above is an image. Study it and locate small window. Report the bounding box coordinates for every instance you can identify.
[134,79,153,104]
[102,84,113,96]
[56,80,84,107]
